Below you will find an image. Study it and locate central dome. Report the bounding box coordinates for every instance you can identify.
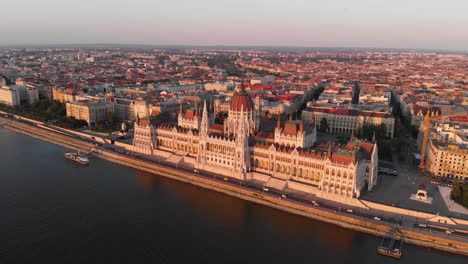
[230,86,253,111]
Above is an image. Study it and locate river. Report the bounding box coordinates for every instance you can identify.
[0,127,466,263]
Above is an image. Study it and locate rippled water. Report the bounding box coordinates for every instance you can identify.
[0,128,466,263]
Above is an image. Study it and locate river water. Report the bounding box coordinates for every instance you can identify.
[0,127,466,264]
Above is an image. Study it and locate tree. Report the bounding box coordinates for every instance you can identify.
[106,111,115,125]
[451,184,468,208]
[320,117,329,132]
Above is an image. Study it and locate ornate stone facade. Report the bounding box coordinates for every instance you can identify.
[224,85,259,136]
[303,106,395,138]
[132,89,379,199]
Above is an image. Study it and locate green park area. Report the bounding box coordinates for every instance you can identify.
[0,99,87,129]
[451,184,468,208]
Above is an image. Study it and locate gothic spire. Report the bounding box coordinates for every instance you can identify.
[200,100,209,137]
[240,77,245,92]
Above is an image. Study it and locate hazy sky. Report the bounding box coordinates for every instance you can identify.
[1,0,468,50]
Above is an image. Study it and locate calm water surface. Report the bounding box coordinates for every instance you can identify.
[0,128,466,264]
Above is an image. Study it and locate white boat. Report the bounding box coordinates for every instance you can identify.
[64,152,89,165]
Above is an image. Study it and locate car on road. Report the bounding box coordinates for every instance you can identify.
[445,229,454,235]
[346,209,353,213]
[223,177,229,181]
[263,187,269,192]
[281,194,287,199]
[374,217,381,221]
[311,201,319,206]
[193,169,199,173]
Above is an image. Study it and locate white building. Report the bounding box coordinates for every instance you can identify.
[0,86,21,106]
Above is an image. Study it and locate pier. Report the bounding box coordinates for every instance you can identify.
[377,227,404,259]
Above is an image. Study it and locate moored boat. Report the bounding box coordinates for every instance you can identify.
[64,152,89,165]
[377,246,401,259]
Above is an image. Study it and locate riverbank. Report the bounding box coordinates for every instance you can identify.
[1,116,468,256]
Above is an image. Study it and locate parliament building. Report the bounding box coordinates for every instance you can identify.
[132,85,379,200]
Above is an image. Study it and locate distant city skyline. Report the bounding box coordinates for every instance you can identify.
[1,0,468,51]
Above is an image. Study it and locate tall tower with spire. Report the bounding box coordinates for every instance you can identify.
[200,100,209,137]
[196,100,210,170]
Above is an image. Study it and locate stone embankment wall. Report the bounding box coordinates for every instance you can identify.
[0,117,95,152]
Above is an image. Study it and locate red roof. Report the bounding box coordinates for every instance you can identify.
[210,124,224,133]
[449,115,468,123]
[230,86,254,112]
[136,118,151,126]
[283,122,299,136]
[183,109,197,119]
[330,154,353,165]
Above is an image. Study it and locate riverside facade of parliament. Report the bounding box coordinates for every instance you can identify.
[132,85,379,200]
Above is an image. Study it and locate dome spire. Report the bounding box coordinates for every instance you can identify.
[240,77,245,92]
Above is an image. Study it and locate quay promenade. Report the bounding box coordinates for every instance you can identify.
[1,114,468,256]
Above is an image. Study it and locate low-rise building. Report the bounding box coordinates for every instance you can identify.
[303,106,395,138]
[66,100,114,126]
[419,115,468,180]
[425,140,467,180]
[0,86,20,106]
[53,88,77,103]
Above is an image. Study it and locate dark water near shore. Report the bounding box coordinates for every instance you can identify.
[0,128,466,264]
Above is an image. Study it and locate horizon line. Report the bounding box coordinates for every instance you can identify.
[0,43,467,54]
